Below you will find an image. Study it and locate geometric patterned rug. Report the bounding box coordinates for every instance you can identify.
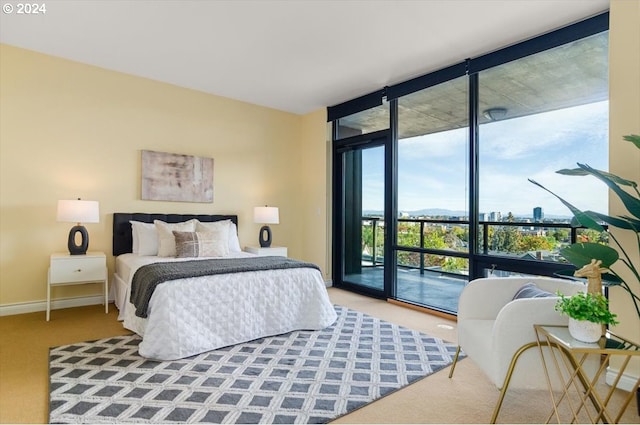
[49,305,461,424]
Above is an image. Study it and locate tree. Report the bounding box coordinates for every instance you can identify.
[517,235,554,252]
[490,212,522,253]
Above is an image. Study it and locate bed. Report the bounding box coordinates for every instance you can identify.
[111,213,337,360]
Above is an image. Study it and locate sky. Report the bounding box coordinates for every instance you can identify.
[362,100,609,218]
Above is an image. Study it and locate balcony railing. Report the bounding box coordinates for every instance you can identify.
[361,216,604,275]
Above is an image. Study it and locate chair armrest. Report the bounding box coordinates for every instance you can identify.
[458,279,530,320]
[491,297,568,385]
[495,297,566,328]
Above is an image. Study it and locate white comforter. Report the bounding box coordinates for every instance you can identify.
[113,253,337,360]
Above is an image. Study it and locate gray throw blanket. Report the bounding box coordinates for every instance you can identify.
[130,256,321,318]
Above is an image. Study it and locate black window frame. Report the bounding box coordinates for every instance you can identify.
[329,12,609,304]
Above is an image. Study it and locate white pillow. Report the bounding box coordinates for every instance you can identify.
[195,219,230,233]
[155,219,197,257]
[195,220,231,252]
[130,221,159,256]
[228,222,242,253]
[130,221,141,254]
[196,220,241,253]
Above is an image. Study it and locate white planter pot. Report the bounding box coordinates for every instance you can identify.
[568,318,603,343]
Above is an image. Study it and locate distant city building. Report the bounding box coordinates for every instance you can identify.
[479,213,489,222]
[489,211,502,222]
[533,207,544,222]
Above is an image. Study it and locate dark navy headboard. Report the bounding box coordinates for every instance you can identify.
[112,213,238,256]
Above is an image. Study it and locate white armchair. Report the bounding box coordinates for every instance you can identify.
[448,276,586,423]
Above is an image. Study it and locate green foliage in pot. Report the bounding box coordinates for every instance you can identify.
[555,292,619,325]
[529,134,640,320]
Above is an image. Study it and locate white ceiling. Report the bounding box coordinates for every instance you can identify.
[0,0,609,115]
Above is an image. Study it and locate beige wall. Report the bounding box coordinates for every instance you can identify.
[298,109,332,273]
[609,0,640,377]
[0,44,328,307]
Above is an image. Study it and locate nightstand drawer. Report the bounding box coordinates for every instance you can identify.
[50,257,106,284]
[244,246,288,257]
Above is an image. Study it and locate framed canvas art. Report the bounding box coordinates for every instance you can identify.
[141,150,214,203]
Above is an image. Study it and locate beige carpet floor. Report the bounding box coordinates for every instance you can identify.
[0,287,637,423]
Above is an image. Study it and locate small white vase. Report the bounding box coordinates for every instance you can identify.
[568,318,603,343]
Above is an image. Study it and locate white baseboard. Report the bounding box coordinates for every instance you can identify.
[606,366,640,392]
[1,282,335,316]
[0,295,110,317]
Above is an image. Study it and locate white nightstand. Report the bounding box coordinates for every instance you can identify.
[244,246,288,257]
[47,251,108,321]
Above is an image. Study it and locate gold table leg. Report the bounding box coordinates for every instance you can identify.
[535,326,639,424]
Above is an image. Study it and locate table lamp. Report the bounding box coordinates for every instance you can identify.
[253,206,279,248]
[57,199,100,255]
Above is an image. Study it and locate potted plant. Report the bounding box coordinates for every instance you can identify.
[555,292,619,342]
[529,134,640,322]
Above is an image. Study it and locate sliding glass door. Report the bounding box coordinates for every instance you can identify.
[333,131,391,298]
[395,76,469,313]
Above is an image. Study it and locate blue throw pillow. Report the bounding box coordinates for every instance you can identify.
[512,282,554,300]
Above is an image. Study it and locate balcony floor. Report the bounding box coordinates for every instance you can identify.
[345,266,466,314]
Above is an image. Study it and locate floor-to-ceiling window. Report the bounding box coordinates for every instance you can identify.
[476,31,609,279]
[329,13,609,314]
[395,76,470,312]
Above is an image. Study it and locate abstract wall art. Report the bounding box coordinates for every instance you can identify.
[141,150,214,203]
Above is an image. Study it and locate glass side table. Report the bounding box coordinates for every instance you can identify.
[534,325,639,424]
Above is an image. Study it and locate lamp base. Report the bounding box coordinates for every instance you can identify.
[68,225,89,255]
[259,225,272,248]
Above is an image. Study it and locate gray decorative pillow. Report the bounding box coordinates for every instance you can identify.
[173,231,229,258]
[512,282,554,300]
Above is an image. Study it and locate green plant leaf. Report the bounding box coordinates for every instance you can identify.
[560,242,619,268]
[527,179,605,232]
[623,134,640,150]
[557,166,637,188]
[555,292,619,325]
[578,163,640,221]
[556,168,590,176]
[584,210,640,232]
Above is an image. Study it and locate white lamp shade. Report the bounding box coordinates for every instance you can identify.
[57,200,100,224]
[253,206,279,224]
